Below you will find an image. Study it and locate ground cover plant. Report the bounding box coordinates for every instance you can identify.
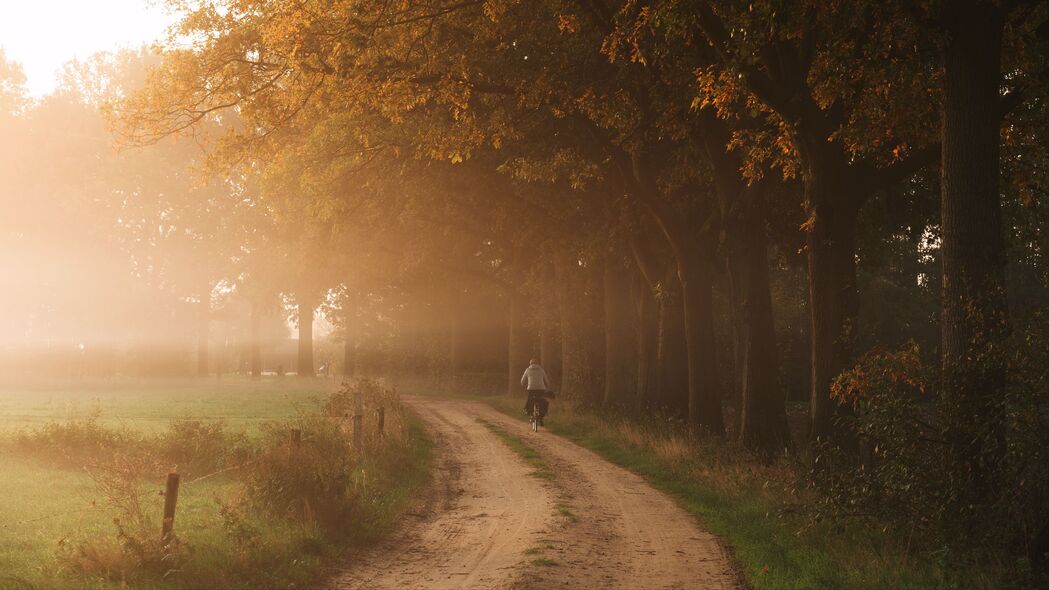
[0,378,432,590]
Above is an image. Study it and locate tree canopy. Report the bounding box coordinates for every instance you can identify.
[4,0,1049,581]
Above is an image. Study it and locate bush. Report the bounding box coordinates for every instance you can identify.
[325,378,409,450]
[59,451,188,584]
[154,418,249,478]
[815,339,1049,585]
[815,342,946,534]
[245,418,358,533]
[999,315,1049,577]
[13,414,140,466]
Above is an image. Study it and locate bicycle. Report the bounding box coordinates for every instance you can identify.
[528,392,552,432]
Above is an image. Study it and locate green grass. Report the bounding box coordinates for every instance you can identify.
[341,416,435,545]
[0,378,434,590]
[0,378,333,435]
[530,557,559,567]
[478,394,967,590]
[0,455,122,589]
[477,419,554,482]
[476,418,582,534]
[0,453,245,590]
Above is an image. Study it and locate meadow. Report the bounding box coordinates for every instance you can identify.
[0,378,431,590]
[0,378,334,435]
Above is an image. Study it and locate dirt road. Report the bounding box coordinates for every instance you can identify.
[326,397,740,590]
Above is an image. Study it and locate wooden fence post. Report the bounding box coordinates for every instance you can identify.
[377,406,385,438]
[353,392,363,452]
[291,428,302,449]
[161,472,180,543]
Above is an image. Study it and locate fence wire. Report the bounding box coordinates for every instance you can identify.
[1,406,386,530]
[0,459,258,530]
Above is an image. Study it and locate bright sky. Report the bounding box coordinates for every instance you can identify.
[0,0,177,96]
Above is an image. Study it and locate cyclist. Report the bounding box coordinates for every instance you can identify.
[521,358,552,425]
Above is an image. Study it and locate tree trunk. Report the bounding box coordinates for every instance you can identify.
[197,284,210,378]
[250,298,262,381]
[627,223,676,412]
[657,281,690,417]
[678,253,725,434]
[726,261,743,422]
[556,255,584,399]
[216,338,226,379]
[698,109,789,451]
[603,248,636,406]
[539,322,561,390]
[726,200,790,453]
[630,152,724,432]
[941,0,1009,522]
[297,296,316,378]
[635,270,659,409]
[586,257,607,399]
[343,336,356,378]
[449,294,462,383]
[805,199,859,441]
[343,289,358,377]
[539,262,562,390]
[507,293,528,396]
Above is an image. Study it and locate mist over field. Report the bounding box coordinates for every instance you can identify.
[2,1,1049,589]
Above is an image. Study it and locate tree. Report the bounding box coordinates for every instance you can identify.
[676,0,941,440]
[0,48,27,116]
[938,0,1015,534]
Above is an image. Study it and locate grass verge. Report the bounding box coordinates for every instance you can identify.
[477,419,554,481]
[479,417,581,523]
[531,557,559,567]
[479,394,976,590]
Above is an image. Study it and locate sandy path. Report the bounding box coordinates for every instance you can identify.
[325,397,740,590]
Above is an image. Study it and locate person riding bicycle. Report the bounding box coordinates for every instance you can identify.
[521,358,552,425]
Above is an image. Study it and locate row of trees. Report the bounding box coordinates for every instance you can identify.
[120,0,1049,564]
[6,0,1048,567]
[120,0,1049,442]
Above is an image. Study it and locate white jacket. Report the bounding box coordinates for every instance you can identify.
[520,363,551,391]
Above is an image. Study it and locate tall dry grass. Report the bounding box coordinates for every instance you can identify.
[547,401,799,503]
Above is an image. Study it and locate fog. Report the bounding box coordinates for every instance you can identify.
[0,48,516,385]
[4,2,1049,586]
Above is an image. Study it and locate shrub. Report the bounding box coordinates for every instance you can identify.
[815,338,1049,584]
[999,315,1049,578]
[59,451,187,583]
[59,516,188,585]
[815,342,947,534]
[13,414,139,466]
[154,418,249,478]
[325,378,409,450]
[245,418,357,533]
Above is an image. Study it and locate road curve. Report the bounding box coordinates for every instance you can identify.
[325,396,740,590]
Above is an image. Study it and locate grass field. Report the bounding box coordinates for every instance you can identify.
[0,457,244,590]
[0,378,335,435]
[0,377,431,590]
